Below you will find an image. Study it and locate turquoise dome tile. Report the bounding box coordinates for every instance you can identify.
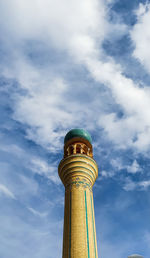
[64,129,92,144]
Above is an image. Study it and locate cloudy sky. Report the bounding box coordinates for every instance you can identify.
[0,0,150,257]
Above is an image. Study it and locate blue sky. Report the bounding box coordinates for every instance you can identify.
[0,0,150,257]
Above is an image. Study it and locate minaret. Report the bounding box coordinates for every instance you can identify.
[58,129,98,258]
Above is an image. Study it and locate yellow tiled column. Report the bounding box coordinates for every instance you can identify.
[58,130,99,258]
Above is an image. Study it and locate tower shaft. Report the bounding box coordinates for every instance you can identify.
[63,182,98,258]
[59,130,98,258]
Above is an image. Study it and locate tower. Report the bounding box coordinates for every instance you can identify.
[58,129,98,258]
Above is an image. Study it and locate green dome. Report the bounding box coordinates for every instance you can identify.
[64,129,92,144]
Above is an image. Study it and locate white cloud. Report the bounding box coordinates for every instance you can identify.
[30,158,60,184]
[139,180,150,189]
[127,160,142,174]
[0,184,16,199]
[131,2,150,72]
[13,76,85,151]
[0,0,150,155]
[111,158,124,170]
[0,0,108,55]
[123,178,150,191]
[101,170,115,178]
[28,207,48,218]
[123,178,137,191]
[0,0,109,149]
[86,58,150,152]
[0,144,25,158]
[110,158,142,174]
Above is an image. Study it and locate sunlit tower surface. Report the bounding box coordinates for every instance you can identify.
[58,129,98,258]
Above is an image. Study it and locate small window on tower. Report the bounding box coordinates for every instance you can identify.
[76,144,81,154]
[82,144,88,155]
[70,145,74,155]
